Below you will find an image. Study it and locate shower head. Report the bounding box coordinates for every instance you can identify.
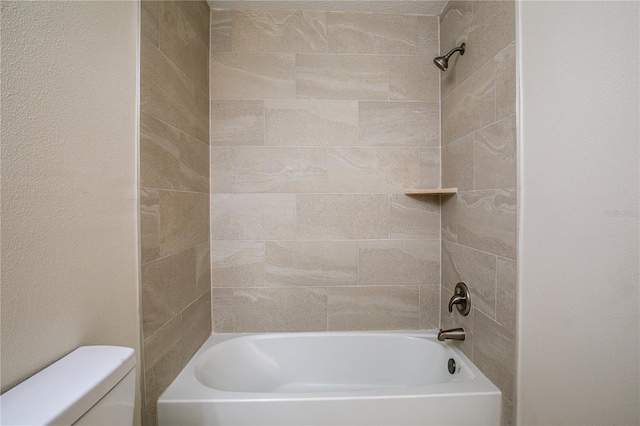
[433,43,466,71]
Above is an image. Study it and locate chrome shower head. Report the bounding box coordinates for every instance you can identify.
[433,43,466,71]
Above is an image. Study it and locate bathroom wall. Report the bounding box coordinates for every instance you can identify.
[208,9,442,332]
[1,1,142,422]
[438,1,516,424]
[139,1,211,424]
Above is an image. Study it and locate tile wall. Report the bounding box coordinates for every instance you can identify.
[209,10,443,332]
[139,1,211,424]
[438,1,517,424]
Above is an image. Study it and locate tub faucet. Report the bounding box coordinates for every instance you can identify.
[437,328,465,341]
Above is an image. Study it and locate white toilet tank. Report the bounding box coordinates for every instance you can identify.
[0,346,136,425]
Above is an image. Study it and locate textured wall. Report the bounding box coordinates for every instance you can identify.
[139,1,211,424]
[438,1,516,424]
[209,10,442,332]
[0,1,141,422]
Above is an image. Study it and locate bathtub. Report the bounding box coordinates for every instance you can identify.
[157,331,501,425]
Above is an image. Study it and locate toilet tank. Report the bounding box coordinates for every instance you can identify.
[0,346,136,425]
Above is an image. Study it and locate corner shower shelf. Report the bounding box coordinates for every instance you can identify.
[404,188,458,195]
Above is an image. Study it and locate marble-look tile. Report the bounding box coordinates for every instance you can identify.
[502,397,514,426]
[420,285,440,329]
[264,100,358,146]
[389,56,439,102]
[439,1,474,57]
[359,240,440,286]
[440,288,474,358]
[296,194,389,240]
[328,286,420,331]
[146,406,158,426]
[296,54,388,100]
[180,291,211,367]
[159,1,208,93]
[141,188,160,264]
[195,242,211,297]
[496,257,516,334]
[210,100,264,147]
[159,191,209,256]
[458,189,516,259]
[142,248,196,337]
[141,112,209,193]
[326,12,417,54]
[442,60,495,145]
[418,15,439,54]
[420,148,441,188]
[359,101,439,147]
[194,89,209,145]
[326,148,420,193]
[141,1,160,47]
[390,194,440,240]
[442,134,474,191]
[441,192,458,242]
[441,63,457,100]
[211,241,265,288]
[211,194,296,240]
[234,287,327,332]
[265,241,358,287]
[143,313,181,372]
[211,53,296,99]
[175,0,210,48]
[212,288,234,332]
[474,310,515,402]
[210,147,232,193]
[232,10,327,53]
[496,42,516,120]
[143,315,182,407]
[475,115,516,189]
[442,240,496,318]
[210,10,233,52]
[233,147,327,193]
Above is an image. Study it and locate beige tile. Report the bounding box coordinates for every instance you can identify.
[441,192,458,242]
[194,88,209,145]
[210,10,233,52]
[141,1,160,47]
[327,148,420,194]
[420,148,441,188]
[141,188,160,264]
[211,53,296,99]
[296,194,389,240]
[418,15,439,54]
[143,313,181,371]
[143,328,181,408]
[502,397,515,426]
[142,248,196,337]
[439,1,473,56]
[359,240,440,286]
[159,191,209,256]
[442,240,496,318]
[233,147,327,193]
[146,401,158,426]
[212,288,234,332]
[211,194,296,240]
[210,147,232,193]
[474,115,516,189]
[441,64,457,100]
[195,242,211,297]
[159,1,208,93]
[265,241,358,287]
[474,310,515,402]
[296,54,388,100]
[389,56,439,102]
[496,42,516,120]
[211,241,265,288]
[211,100,264,147]
[360,101,439,147]
[328,286,419,331]
[390,194,440,240]
[181,291,212,367]
[234,287,327,332]
[420,285,440,329]
[232,10,326,53]
[442,134,474,191]
[175,0,210,48]
[440,287,474,358]
[458,189,516,259]
[141,112,209,193]
[264,100,358,146]
[326,12,417,54]
[496,257,516,334]
[442,60,495,145]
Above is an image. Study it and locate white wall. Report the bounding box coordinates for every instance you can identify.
[1,1,141,421]
[517,1,639,424]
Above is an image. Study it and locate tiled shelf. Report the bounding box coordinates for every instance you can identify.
[404,188,458,195]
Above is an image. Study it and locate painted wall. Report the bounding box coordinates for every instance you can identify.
[208,9,442,332]
[517,1,639,424]
[438,1,517,424]
[139,1,211,424]
[0,0,142,422]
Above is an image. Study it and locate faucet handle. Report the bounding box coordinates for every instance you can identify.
[448,282,471,316]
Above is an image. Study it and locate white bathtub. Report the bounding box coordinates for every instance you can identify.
[158,331,501,425]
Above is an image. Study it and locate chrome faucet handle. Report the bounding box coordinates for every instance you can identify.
[448,282,471,316]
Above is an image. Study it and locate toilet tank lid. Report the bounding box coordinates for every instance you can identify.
[0,345,135,426]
